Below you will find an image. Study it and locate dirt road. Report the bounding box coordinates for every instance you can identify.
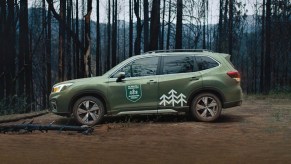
[0,97,291,164]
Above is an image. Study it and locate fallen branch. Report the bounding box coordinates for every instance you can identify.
[0,123,94,135]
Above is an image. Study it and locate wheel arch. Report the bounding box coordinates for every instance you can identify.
[69,90,109,114]
[188,87,225,108]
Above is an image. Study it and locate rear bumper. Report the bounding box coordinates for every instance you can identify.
[223,100,242,108]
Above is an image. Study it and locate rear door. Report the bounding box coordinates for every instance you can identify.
[157,55,202,111]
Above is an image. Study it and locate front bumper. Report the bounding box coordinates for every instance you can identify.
[49,92,72,115]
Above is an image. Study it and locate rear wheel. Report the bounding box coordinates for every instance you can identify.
[191,93,222,122]
[73,96,105,125]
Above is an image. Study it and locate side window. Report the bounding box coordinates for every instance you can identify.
[131,57,159,77]
[119,63,132,77]
[162,56,194,74]
[195,56,219,71]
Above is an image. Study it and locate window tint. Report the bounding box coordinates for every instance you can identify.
[132,57,159,77]
[162,56,194,74]
[195,56,219,71]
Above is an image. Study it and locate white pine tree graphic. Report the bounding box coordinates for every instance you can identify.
[176,93,187,106]
[159,89,187,107]
[159,94,169,106]
[168,89,178,106]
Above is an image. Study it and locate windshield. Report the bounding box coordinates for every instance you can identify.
[102,57,134,77]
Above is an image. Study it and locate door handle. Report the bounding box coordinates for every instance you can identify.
[147,80,157,84]
[190,77,200,81]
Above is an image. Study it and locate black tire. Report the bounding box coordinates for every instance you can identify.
[190,93,222,122]
[73,96,105,125]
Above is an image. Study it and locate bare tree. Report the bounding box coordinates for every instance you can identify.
[20,0,32,110]
[259,0,265,93]
[166,0,172,50]
[67,0,72,80]
[160,0,166,50]
[217,0,223,52]
[58,0,66,81]
[129,0,133,56]
[96,0,101,75]
[264,0,271,94]
[47,0,52,105]
[143,0,149,52]
[0,0,6,99]
[84,0,92,77]
[202,0,206,49]
[149,0,160,51]
[228,0,233,59]
[134,0,141,55]
[112,0,117,66]
[107,0,111,70]
[5,0,15,97]
[42,0,47,107]
[175,0,182,49]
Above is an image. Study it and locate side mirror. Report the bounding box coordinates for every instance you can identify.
[115,72,125,82]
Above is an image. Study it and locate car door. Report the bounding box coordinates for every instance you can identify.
[158,55,202,112]
[107,56,160,114]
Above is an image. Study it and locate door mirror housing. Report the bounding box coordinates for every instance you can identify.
[115,72,125,82]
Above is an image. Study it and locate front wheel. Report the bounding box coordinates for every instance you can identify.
[73,96,105,125]
[191,93,222,122]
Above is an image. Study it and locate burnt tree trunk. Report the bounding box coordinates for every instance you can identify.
[96,0,101,75]
[0,0,6,99]
[67,0,72,80]
[6,0,16,97]
[217,0,223,52]
[75,0,80,78]
[143,0,149,52]
[149,0,160,51]
[111,0,117,66]
[160,0,166,50]
[260,0,265,93]
[47,1,52,103]
[264,0,271,94]
[202,0,206,49]
[228,0,233,59]
[166,0,172,50]
[223,0,228,52]
[175,0,183,49]
[42,0,47,107]
[19,0,29,99]
[58,0,66,81]
[84,0,92,77]
[129,0,133,56]
[134,0,141,55]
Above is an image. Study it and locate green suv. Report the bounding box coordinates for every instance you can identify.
[49,50,242,125]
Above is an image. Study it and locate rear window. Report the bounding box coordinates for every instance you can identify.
[195,56,219,71]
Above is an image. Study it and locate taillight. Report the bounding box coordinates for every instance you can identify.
[227,71,240,82]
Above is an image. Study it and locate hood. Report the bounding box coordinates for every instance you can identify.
[54,76,103,86]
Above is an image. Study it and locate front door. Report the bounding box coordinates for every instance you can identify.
[107,56,159,114]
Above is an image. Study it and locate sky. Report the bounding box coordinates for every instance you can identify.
[29,0,257,24]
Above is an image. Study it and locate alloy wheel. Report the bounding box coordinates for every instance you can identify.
[77,100,100,124]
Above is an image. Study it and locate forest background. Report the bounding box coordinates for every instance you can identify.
[0,0,290,115]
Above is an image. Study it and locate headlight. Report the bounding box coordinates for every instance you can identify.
[52,83,73,93]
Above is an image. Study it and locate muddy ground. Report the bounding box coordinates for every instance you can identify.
[0,97,291,164]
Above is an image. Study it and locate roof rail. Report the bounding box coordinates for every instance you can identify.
[144,49,213,54]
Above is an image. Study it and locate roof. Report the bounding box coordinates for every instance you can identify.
[144,49,213,54]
